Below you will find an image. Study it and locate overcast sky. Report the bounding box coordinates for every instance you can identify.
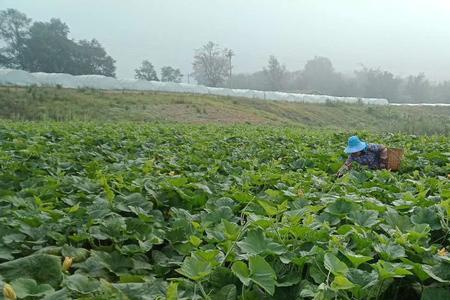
[2,0,450,81]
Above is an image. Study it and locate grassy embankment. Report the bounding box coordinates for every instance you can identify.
[0,86,449,135]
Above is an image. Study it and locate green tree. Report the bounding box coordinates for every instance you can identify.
[73,39,116,77]
[263,55,287,91]
[404,73,430,102]
[0,9,116,76]
[135,60,159,81]
[161,66,183,82]
[192,41,230,87]
[301,56,338,95]
[354,67,401,100]
[23,18,75,73]
[0,8,31,68]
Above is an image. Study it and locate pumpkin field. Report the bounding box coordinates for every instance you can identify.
[0,122,449,300]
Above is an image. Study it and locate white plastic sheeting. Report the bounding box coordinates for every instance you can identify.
[0,68,389,105]
[390,103,450,107]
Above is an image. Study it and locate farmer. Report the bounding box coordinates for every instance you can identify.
[336,136,388,177]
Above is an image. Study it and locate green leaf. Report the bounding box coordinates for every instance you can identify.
[41,288,70,300]
[211,284,237,300]
[11,278,54,298]
[209,266,237,288]
[0,248,14,261]
[166,281,178,300]
[222,220,240,240]
[325,199,356,216]
[324,253,348,275]
[0,254,62,287]
[374,242,406,261]
[423,262,450,282]
[193,250,222,266]
[61,245,89,262]
[249,255,277,295]
[411,207,441,230]
[231,261,250,286]
[189,235,202,247]
[421,287,450,300]
[346,268,378,288]
[65,274,100,294]
[401,258,430,281]
[342,251,373,267]
[348,210,379,227]
[257,200,279,216]
[331,275,355,290]
[118,274,147,283]
[383,209,413,232]
[176,253,213,281]
[373,261,413,279]
[113,280,166,299]
[92,251,134,275]
[237,229,285,256]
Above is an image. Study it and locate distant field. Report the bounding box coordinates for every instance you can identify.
[0,86,449,135]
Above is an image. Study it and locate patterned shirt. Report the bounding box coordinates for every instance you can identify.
[345,143,386,169]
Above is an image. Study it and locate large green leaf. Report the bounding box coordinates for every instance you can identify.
[0,254,62,287]
[211,284,237,300]
[65,274,100,294]
[11,278,54,298]
[231,261,250,286]
[61,245,89,262]
[331,275,355,290]
[373,261,413,279]
[176,253,213,281]
[93,251,135,276]
[237,229,285,256]
[324,253,348,275]
[421,287,450,300]
[41,288,70,300]
[346,268,378,288]
[249,255,277,295]
[342,250,373,267]
[423,261,450,282]
[113,280,166,299]
[411,207,442,230]
[374,242,406,261]
[325,199,356,216]
[348,210,379,227]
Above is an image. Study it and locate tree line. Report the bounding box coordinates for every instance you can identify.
[0,9,116,77]
[192,42,450,103]
[1,9,449,102]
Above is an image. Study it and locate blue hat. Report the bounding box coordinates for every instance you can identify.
[345,136,367,154]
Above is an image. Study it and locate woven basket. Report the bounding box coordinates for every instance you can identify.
[387,148,404,171]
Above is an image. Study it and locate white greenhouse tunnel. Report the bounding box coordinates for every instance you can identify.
[1,68,428,106]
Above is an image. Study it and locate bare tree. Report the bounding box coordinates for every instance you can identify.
[192,41,230,87]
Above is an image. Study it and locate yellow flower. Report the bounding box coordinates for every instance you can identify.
[3,283,16,300]
[62,256,73,271]
[438,248,448,257]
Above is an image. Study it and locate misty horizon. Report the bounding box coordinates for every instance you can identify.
[2,0,450,82]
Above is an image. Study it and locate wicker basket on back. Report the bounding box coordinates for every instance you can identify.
[386,148,404,171]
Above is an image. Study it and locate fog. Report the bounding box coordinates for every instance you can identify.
[2,0,450,81]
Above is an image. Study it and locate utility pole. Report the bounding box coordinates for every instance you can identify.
[225,49,234,89]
